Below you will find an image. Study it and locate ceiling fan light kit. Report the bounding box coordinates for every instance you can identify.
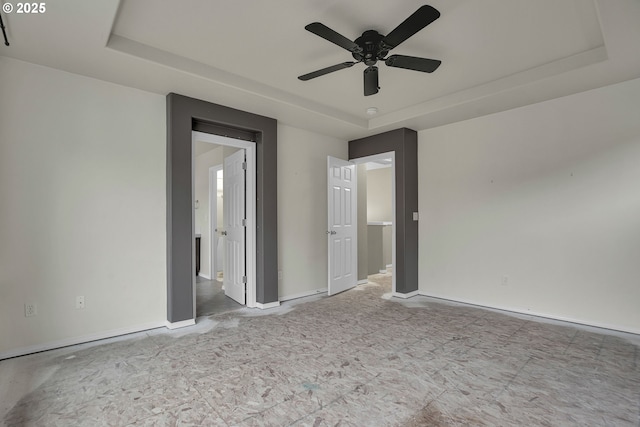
[298,5,442,96]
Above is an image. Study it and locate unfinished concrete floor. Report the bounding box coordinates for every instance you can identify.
[1,272,639,426]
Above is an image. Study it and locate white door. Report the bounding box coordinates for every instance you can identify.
[327,156,357,296]
[224,149,246,305]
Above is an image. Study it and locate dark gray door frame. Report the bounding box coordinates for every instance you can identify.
[166,93,278,323]
[349,128,418,295]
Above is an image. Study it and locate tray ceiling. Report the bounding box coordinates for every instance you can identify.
[1,0,639,139]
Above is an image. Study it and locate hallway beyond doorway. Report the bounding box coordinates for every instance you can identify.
[195,276,243,317]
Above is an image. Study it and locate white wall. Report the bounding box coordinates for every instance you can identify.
[366,167,393,222]
[277,124,348,299]
[0,57,167,356]
[418,77,640,333]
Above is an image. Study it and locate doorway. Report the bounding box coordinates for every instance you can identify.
[166,93,278,328]
[326,153,396,297]
[192,131,256,316]
[195,162,238,317]
[359,154,395,293]
[348,128,419,297]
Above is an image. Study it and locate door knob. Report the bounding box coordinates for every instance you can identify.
[326,230,337,235]
[221,230,227,236]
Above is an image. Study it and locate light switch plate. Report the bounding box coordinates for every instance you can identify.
[413,212,419,221]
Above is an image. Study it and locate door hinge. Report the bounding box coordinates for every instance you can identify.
[242,162,247,170]
[242,276,247,284]
[242,218,247,227]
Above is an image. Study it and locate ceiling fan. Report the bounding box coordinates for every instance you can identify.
[298,5,442,96]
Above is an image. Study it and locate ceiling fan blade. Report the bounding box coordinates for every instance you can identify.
[305,22,362,53]
[385,55,441,73]
[364,66,379,96]
[382,5,440,49]
[298,62,356,81]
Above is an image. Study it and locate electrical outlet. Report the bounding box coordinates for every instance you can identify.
[278,270,283,280]
[25,303,37,317]
[76,296,85,309]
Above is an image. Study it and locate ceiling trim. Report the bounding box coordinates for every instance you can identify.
[106,34,368,129]
[369,45,608,129]
[107,35,608,133]
[86,0,635,139]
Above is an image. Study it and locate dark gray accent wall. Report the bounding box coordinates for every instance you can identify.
[167,93,278,323]
[349,128,418,294]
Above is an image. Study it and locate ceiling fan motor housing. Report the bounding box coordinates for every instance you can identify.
[353,30,389,66]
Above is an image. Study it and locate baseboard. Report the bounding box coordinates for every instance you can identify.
[357,279,369,285]
[418,291,640,336]
[280,288,327,302]
[198,273,211,280]
[0,321,166,361]
[256,301,280,310]
[392,290,419,299]
[165,319,196,330]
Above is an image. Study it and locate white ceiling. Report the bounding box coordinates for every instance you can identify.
[2,0,640,140]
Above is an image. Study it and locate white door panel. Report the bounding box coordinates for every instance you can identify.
[327,156,357,296]
[224,149,246,305]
